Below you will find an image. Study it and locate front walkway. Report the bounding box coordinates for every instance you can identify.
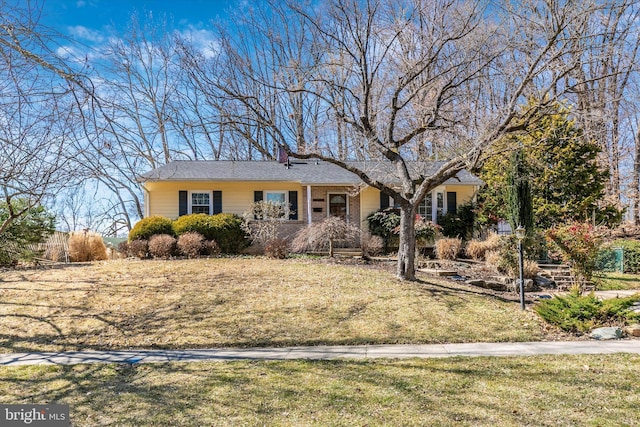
[1,341,639,366]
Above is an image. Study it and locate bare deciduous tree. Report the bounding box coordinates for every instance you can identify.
[184,0,610,279]
[565,1,640,207]
[0,0,87,235]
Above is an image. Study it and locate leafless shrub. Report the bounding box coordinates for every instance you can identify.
[118,240,130,257]
[242,201,290,250]
[177,232,204,258]
[68,231,108,262]
[435,237,462,261]
[128,239,149,259]
[203,240,221,256]
[361,232,384,257]
[149,234,177,259]
[264,238,289,259]
[291,217,359,257]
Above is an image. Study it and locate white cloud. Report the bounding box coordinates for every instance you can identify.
[68,25,105,43]
[176,26,219,59]
[76,1,87,7]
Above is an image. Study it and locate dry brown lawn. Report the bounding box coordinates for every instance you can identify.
[0,257,553,353]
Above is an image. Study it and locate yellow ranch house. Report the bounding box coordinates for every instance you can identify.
[138,159,483,235]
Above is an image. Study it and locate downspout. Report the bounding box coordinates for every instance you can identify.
[142,184,150,218]
[307,185,312,225]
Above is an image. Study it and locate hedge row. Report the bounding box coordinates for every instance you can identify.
[128,214,249,254]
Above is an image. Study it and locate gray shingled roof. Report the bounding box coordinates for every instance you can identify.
[138,160,483,186]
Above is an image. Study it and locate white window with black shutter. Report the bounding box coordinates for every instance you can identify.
[178,190,222,216]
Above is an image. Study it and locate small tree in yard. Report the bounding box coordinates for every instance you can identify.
[0,200,55,266]
[242,201,291,257]
[505,149,534,234]
[546,222,603,291]
[291,217,359,257]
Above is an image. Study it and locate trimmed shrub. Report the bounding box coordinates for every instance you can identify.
[264,238,289,259]
[129,216,174,241]
[68,231,108,262]
[361,232,384,257]
[118,240,130,257]
[128,239,149,259]
[203,239,221,256]
[173,213,248,254]
[435,237,462,260]
[148,234,177,259]
[177,232,204,258]
[535,290,640,333]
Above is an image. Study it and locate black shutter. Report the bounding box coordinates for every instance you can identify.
[447,192,457,214]
[380,191,389,209]
[179,191,188,216]
[213,191,222,214]
[253,191,263,219]
[288,191,298,220]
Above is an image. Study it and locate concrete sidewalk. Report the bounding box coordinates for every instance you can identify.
[1,341,639,366]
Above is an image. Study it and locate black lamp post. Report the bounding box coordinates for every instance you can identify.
[515,225,526,310]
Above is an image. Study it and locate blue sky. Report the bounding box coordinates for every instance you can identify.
[39,0,232,36]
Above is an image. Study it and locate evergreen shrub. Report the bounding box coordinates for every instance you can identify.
[129,216,174,241]
[173,213,248,254]
[437,202,477,240]
[366,208,400,251]
[535,290,640,333]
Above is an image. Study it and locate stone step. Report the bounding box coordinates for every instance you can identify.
[538,264,571,270]
[418,268,458,277]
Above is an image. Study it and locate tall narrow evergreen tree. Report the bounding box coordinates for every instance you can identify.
[506,149,534,234]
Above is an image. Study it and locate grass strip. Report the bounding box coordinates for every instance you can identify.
[0,354,637,426]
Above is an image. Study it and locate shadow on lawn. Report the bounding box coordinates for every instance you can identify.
[415,277,522,305]
[2,355,637,426]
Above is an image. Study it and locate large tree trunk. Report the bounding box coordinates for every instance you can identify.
[396,206,417,281]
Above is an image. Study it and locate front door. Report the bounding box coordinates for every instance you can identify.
[328,193,347,220]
